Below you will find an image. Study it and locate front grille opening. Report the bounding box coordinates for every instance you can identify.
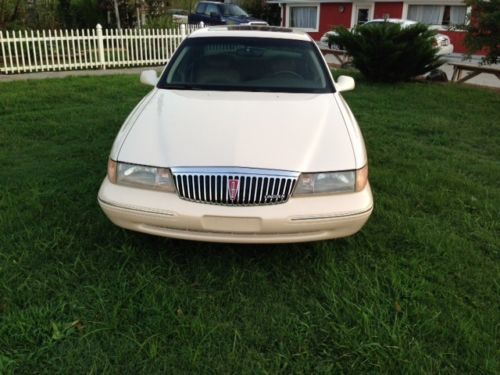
[172,168,298,206]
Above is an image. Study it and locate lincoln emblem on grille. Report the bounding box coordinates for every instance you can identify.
[228,179,240,202]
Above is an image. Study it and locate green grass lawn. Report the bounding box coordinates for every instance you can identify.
[0,74,499,373]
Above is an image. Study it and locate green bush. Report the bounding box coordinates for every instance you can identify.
[329,22,443,82]
[144,15,177,29]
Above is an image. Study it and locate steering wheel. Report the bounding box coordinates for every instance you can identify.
[270,70,303,79]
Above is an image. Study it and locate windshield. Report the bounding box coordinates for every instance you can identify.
[221,4,248,17]
[158,37,334,93]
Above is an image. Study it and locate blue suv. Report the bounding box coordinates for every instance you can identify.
[188,1,268,26]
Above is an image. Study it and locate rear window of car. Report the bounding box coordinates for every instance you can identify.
[204,4,219,16]
[195,3,206,13]
[157,37,334,93]
[220,4,248,17]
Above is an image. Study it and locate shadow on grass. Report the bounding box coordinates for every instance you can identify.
[112,225,354,273]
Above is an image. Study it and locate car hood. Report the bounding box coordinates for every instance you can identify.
[116,89,355,172]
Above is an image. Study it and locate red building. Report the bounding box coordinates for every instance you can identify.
[267,0,470,53]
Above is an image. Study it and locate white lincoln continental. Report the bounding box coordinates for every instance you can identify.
[98,25,373,243]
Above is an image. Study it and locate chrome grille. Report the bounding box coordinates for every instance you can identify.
[171,167,299,206]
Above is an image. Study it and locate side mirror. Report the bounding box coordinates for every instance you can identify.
[336,75,355,92]
[210,11,220,19]
[140,70,158,86]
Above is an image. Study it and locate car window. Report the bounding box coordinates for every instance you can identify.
[158,37,334,93]
[195,3,206,13]
[221,4,248,17]
[204,4,219,16]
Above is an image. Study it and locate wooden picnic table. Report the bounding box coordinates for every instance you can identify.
[319,47,352,69]
[449,62,500,83]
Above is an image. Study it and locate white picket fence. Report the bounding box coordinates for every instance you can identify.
[0,24,199,74]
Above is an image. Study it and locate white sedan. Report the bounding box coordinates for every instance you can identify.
[319,19,454,56]
[98,26,373,243]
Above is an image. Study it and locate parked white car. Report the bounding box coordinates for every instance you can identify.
[318,19,454,55]
[98,26,373,243]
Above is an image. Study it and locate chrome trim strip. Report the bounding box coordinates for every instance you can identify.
[98,197,176,217]
[187,175,192,200]
[290,207,373,221]
[276,179,282,203]
[219,175,223,202]
[204,175,208,201]
[171,167,300,178]
[269,178,275,203]
[208,175,212,201]
[241,176,246,203]
[253,177,259,202]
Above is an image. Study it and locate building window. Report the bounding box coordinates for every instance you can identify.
[408,5,467,26]
[289,6,319,31]
[447,6,467,25]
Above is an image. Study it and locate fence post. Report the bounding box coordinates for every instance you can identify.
[0,31,7,74]
[180,24,186,40]
[96,24,106,70]
[200,21,204,28]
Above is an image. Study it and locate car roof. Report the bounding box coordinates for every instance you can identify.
[188,25,312,41]
[322,18,418,35]
[366,18,418,25]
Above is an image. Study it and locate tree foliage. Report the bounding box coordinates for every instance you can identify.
[241,0,281,26]
[0,0,107,30]
[1,0,279,31]
[463,0,500,64]
[329,22,443,82]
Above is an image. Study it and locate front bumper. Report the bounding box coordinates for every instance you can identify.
[97,178,373,243]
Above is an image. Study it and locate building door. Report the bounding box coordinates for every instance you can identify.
[351,4,373,27]
[356,7,370,24]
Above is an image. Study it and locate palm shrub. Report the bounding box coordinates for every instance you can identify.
[329,22,443,82]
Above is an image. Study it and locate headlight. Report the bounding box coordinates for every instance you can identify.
[294,165,368,196]
[107,159,175,192]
